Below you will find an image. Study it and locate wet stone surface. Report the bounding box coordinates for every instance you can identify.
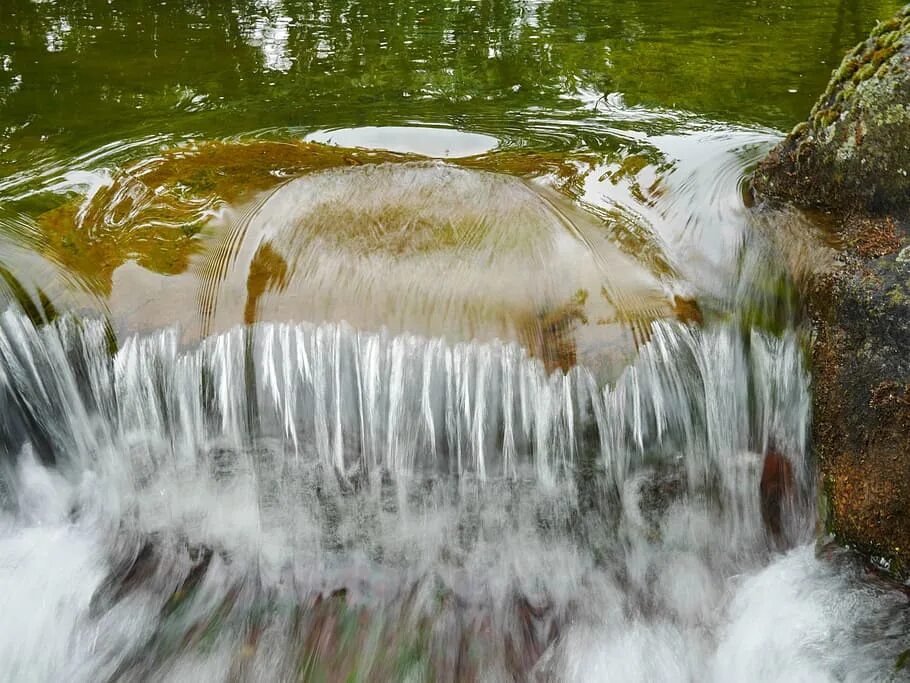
[752,5,910,577]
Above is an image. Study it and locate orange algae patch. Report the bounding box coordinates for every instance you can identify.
[36,201,199,296]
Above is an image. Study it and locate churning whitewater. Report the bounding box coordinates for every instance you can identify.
[0,307,906,681]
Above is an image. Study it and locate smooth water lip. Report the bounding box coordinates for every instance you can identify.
[304,126,498,158]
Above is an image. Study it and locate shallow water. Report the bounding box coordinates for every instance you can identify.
[0,0,909,681]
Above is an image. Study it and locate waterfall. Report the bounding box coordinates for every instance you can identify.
[0,308,906,681]
[0,308,809,503]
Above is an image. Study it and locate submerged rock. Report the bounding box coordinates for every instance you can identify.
[195,160,677,374]
[32,140,587,298]
[759,448,795,542]
[751,7,910,576]
[23,138,692,375]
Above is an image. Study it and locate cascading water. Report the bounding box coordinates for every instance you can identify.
[4,1,910,679]
[0,304,906,681]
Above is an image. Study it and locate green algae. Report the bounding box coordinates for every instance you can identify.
[896,648,910,671]
[0,264,57,326]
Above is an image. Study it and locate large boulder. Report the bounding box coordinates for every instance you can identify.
[752,7,910,575]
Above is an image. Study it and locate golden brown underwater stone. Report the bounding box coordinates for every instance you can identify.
[27,139,687,377]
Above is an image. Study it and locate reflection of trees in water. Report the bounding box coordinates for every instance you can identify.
[0,0,901,164]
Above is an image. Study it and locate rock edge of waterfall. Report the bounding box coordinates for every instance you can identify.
[751,6,910,577]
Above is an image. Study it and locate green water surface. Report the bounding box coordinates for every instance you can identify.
[0,0,900,178]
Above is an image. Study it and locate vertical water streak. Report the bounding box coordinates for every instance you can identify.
[0,310,811,535]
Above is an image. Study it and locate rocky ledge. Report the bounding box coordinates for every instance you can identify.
[752,6,910,576]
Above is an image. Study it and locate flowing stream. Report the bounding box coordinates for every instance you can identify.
[1,0,910,680]
[0,295,908,681]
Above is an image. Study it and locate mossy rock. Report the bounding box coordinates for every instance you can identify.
[752,5,910,217]
[32,139,589,297]
[752,6,910,578]
[810,253,910,577]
